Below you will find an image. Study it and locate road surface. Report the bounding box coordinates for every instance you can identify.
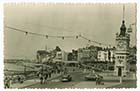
[25,71,87,88]
[23,71,136,88]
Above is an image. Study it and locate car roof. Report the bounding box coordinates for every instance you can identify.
[63,74,70,76]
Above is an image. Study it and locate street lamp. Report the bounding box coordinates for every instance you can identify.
[127,23,135,48]
[127,23,135,33]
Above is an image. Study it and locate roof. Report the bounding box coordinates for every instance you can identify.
[37,50,49,55]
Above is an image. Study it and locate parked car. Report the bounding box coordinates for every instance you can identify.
[61,74,72,82]
[85,73,97,80]
[85,73,103,81]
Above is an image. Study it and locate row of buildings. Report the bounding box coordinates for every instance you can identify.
[36,45,116,63]
[78,46,115,63]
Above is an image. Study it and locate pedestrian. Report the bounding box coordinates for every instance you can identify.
[17,75,21,83]
[44,73,48,84]
[97,75,102,85]
[73,69,75,72]
[39,73,43,84]
[98,77,101,85]
[99,76,103,85]
[48,70,52,78]
[95,75,99,85]
[20,76,24,83]
[4,76,11,88]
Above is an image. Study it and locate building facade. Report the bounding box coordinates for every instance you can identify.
[36,50,49,63]
[97,49,115,62]
[98,50,108,62]
[77,46,98,62]
[78,48,91,62]
[114,20,130,76]
[67,50,78,61]
[55,51,68,61]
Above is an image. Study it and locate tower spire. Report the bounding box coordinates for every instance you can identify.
[123,4,125,20]
[119,4,126,36]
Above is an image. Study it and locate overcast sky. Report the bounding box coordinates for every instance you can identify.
[4,4,136,59]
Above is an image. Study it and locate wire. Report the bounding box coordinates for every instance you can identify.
[5,25,45,37]
[5,25,112,47]
[5,25,77,38]
[79,35,111,47]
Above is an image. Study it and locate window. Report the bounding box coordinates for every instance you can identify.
[117,56,124,59]
[118,56,124,59]
[58,54,62,56]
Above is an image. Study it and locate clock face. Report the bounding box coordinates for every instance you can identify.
[117,41,125,49]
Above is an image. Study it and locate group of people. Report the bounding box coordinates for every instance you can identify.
[38,67,58,84]
[39,73,48,84]
[4,62,69,88]
[17,75,25,84]
[38,64,68,84]
[4,75,25,88]
[95,75,103,85]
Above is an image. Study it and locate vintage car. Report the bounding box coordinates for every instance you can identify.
[61,74,72,82]
[85,73,103,81]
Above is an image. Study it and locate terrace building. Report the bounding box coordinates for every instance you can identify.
[97,48,115,62]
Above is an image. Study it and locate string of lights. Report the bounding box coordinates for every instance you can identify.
[5,25,112,47]
[79,35,112,47]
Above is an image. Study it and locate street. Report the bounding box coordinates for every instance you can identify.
[25,72,87,88]
[22,71,136,88]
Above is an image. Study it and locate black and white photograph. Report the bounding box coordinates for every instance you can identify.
[3,3,137,89]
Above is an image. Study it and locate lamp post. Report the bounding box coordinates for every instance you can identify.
[127,23,135,33]
[127,23,135,48]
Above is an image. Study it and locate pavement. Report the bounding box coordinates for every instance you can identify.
[73,81,120,88]
[10,73,62,88]
[98,71,136,82]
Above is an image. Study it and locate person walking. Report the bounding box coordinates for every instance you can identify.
[39,73,43,84]
[48,70,52,78]
[4,76,11,88]
[17,75,21,83]
[44,73,48,84]
[99,76,103,85]
[95,75,99,85]
[98,76,101,85]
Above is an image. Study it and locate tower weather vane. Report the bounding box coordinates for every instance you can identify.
[120,4,126,37]
[123,4,125,20]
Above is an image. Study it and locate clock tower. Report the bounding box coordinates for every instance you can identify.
[114,20,130,76]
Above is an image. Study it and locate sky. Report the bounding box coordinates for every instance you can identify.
[4,3,136,59]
